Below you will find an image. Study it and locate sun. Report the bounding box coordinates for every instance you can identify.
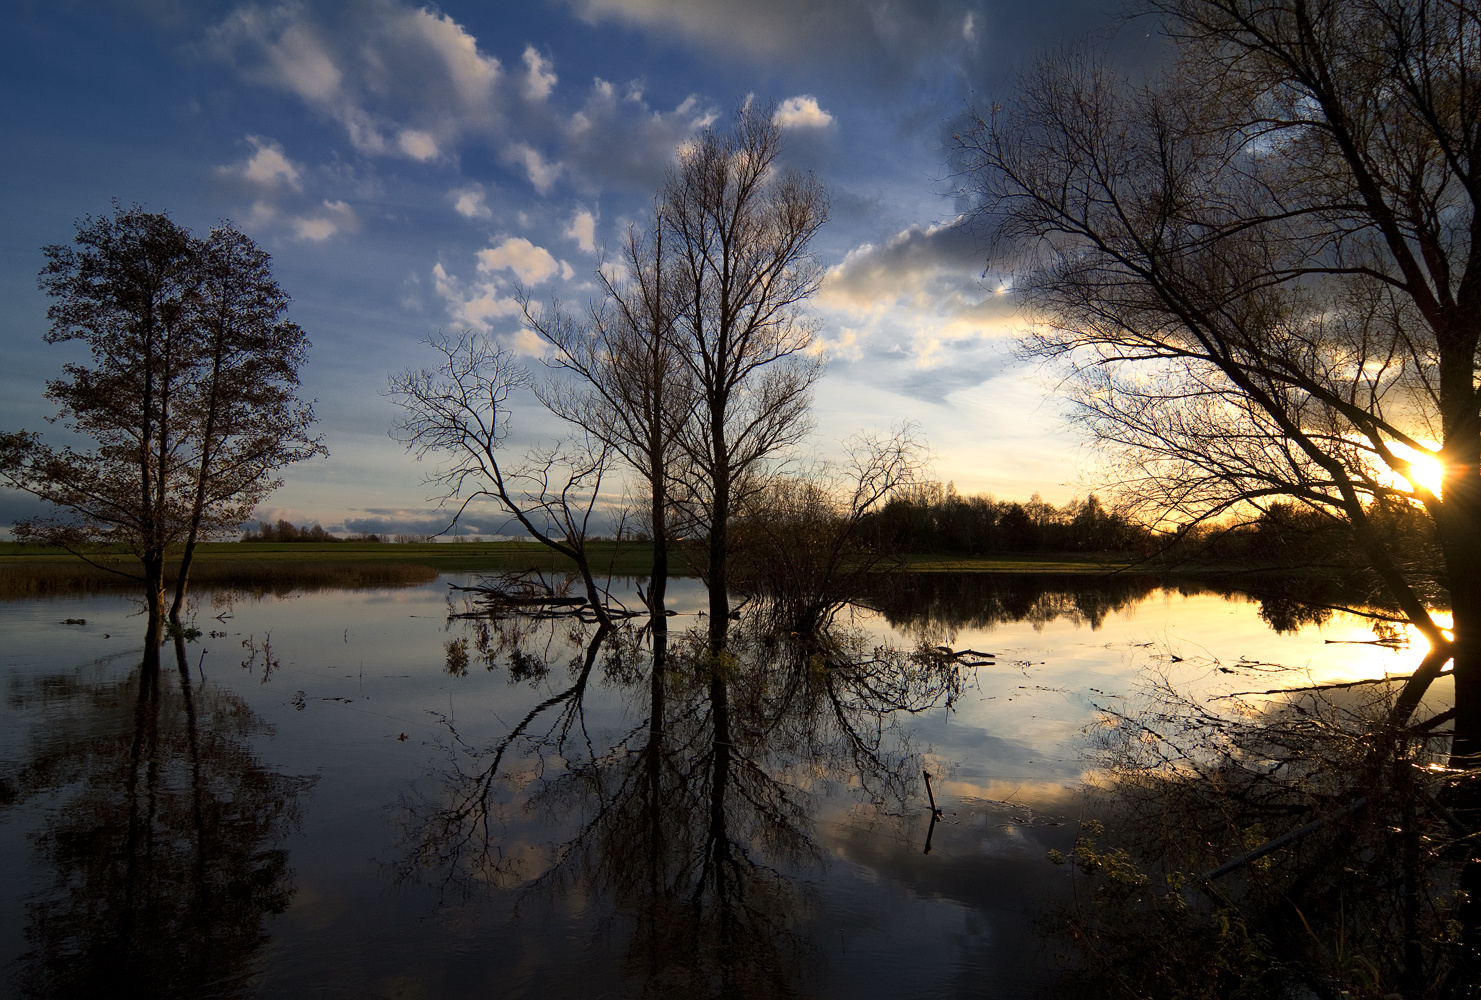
[1387,440,1443,498]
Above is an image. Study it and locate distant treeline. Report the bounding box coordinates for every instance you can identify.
[241,519,385,543]
[860,484,1154,555]
[859,484,1437,575]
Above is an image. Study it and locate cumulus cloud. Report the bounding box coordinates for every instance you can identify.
[774,95,833,129]
[812,217,1018,380]
[506,142,563,193]
[558,85,718,193]
[563,207,597,253]
[210,2,502,161]
[211,2,739,197]
[433,236,578,335]
[241,135,302,188]
[397,128,439,160]
[291,199,359,241]
[522,45,557,100]
[820,219,983,310]
[216,135,303,193]
[449,184,492,219]
[477,236,560,284]
[432,261,522,331]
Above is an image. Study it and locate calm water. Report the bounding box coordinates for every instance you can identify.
[0,574,1432,998]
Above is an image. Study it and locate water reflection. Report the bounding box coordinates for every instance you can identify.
[401,617,967,997]
[863,571,1392,638]
[4,635,315,999]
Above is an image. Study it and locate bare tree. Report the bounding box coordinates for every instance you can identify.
[0,206,322,640]
[954,0,1481,749]
[523,211,691,619]
[663,102,829,652]
[734,425,928,637]
[387,332,617,626]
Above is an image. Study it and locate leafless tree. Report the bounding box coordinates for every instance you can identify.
[523,211,692,618]
[663,102,829,652]
[733,424,929,636]
[954,0,1481,750]
[387,331,617,626]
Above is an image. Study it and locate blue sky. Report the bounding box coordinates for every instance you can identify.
[1,0,1136,538]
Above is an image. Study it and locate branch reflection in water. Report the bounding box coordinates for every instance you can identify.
[5,632,315,999]
[396,604,968,997]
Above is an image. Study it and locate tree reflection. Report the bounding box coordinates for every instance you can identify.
[863,571,1404,639]
[399,615,965,997]
[5,635,314,999]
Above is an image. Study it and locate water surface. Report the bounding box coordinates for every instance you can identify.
[0,574,1431,998]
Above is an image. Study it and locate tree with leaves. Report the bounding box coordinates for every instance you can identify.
[0,205,323,640]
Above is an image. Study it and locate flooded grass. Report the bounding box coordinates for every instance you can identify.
[0,540,658,598]
[0,558,442,598]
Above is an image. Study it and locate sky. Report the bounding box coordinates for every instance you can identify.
[0,0,1146,539]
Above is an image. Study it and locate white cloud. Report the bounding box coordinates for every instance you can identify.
[449,184,492,220]
[774,95,834,129]
[813,219,1017,372]
[506,142,563,193]
[522,45,557,100]
[432,261,522,331]
[240,135,302,189]
[477,237,559,284]
[563,207,597,253]
[210,3,502,162]
[291,199,359,242]
[809,327,862,360]
[397,129,439,160]
[216,135,303,193]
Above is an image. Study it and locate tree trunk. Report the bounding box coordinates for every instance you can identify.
[169,539,198,622]
[142,551,167,649]
[1440,401,1481,762]
[708,483,729,654]
[649,478,668,616]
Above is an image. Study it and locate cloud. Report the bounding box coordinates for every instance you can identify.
[563,207,597,253]
[216,135,302,192]
[241,135,302,188]
[449,184,492,219]
[432,261,522,331]
[505,142,563,193]
[210,2,502,161]
[809,326,861,360]
[340,509,522,538]
[477,236,560,284]
[557,0,990,83]
[812,217,1018,380]
[291,199,359,241]
[397,128,439,160]
[522,45,557,100]
[774,95,833,129]
[557,85,718,193]
[211,2,735,197]
[821,219,984,310]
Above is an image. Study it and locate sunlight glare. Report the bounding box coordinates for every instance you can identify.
[1387,440,1444,498]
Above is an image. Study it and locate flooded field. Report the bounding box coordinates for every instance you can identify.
[0,574,1434,998]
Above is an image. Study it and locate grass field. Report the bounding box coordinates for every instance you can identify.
[0,540,659,599]
[0,540,1176,599]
